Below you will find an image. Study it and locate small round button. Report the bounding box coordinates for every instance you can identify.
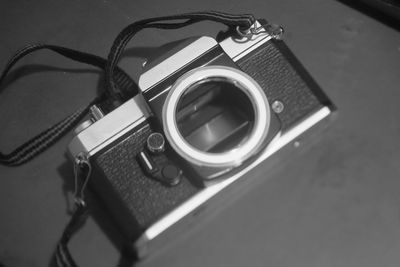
[147,132,165,153]
[161,164,182,186]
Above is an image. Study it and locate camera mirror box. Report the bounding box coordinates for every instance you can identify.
[68,20,335,258]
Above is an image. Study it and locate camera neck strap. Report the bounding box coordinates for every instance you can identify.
[0,11,256,267]
[0,44,139,166]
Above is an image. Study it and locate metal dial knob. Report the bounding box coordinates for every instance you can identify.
[146,132,165,154]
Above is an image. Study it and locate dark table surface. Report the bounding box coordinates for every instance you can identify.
[1,1,400,266]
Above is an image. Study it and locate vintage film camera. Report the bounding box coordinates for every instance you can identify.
[68,21,334,257]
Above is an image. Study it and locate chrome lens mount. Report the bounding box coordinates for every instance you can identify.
[162,65,271,168]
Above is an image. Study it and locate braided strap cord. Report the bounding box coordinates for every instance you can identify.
[55,203,89,267]
[0,107,87,166]
[0,44,139,166]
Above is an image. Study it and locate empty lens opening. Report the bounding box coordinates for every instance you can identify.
[175,78,255,153]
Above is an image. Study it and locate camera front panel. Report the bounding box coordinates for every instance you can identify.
[135,27,334,257]
[69,22,335,258]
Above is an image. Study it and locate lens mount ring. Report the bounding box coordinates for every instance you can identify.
[162,65,270,168]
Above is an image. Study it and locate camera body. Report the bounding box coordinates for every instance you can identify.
[69,21,334,257]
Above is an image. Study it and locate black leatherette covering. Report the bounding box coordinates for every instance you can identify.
[91,123,199,239]
[237,39,330,130]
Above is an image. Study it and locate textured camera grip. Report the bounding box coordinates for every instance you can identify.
[91,122,199,239]
[237,39,331,131]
